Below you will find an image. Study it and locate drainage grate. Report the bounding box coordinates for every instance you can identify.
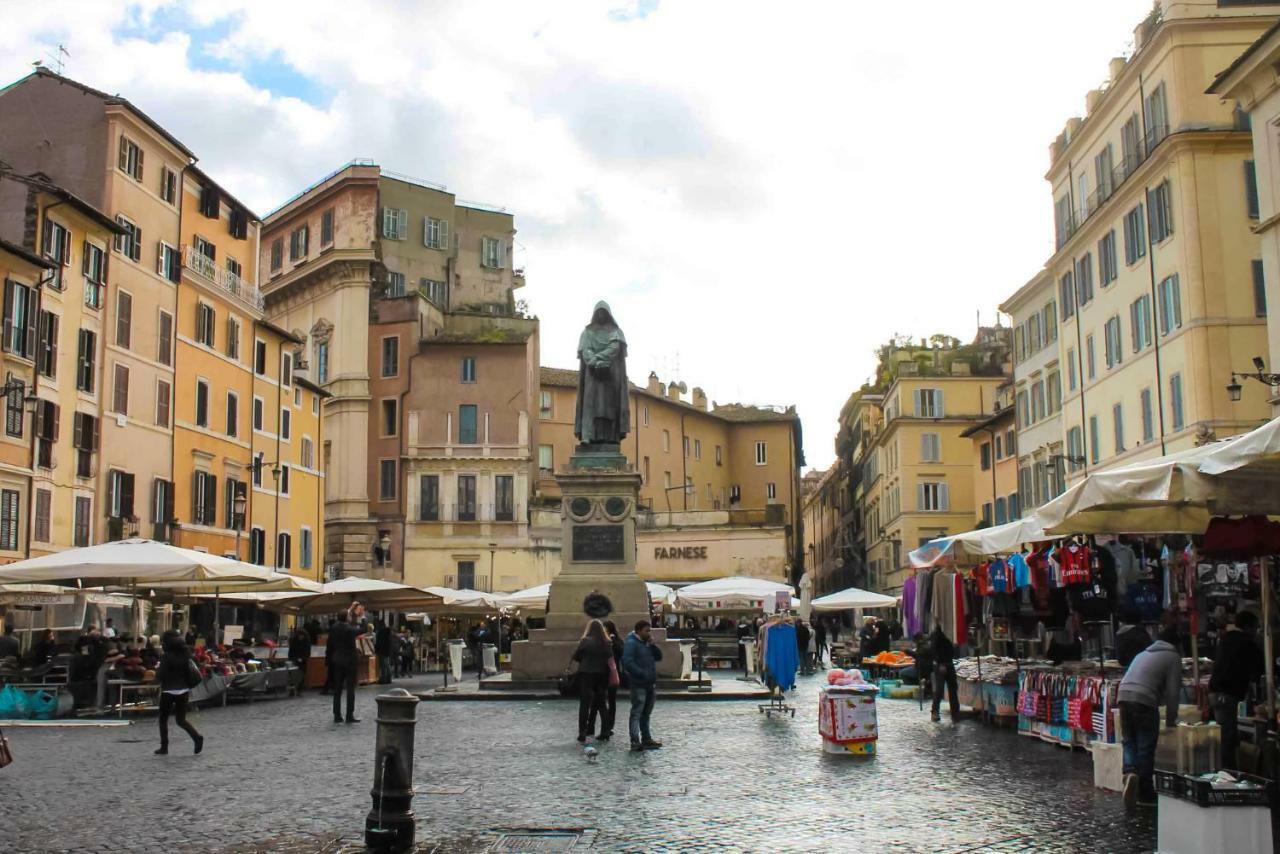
[490,830,586,852]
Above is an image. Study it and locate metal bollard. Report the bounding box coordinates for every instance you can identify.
[365,687,420,852]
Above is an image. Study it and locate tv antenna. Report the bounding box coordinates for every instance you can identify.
[33,44,70,75]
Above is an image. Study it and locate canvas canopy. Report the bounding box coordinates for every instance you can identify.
[203,577,443,614]
[500,581,675,611]
[0,539,277,588]
[909,517,1049,567]
[674,576,795,611]
[809,587,899,612]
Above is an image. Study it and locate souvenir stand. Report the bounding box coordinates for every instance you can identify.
[818,669,879,755]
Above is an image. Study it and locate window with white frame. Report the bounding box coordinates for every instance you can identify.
[424,217,449,249]
[921,432,941,463]
[481,236,504,269]
[301,436,314,469]
[914,388,943,418]
[918,481,949,512]
[114,215,141,262]
[755,441,767,465]
[118,135,143,181]
[382,207,408,240]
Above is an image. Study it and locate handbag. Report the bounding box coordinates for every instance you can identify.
[186,659,204,689]
[607,656,620,688]
[0,726,12,769]
[556,664,579,698]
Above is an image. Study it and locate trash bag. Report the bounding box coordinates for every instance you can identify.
[0,684,30,719]
[26,690,58,720]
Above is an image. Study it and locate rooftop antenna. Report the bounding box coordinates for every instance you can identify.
[34,44,69,75]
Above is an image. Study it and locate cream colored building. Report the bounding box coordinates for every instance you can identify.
[1209,19,1280,412]
[1044,2,1276,482]
[1001,268,1067,512]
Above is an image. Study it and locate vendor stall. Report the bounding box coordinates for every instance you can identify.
[818,669,879,755]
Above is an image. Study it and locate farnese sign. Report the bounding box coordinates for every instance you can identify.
[654,546,708,560]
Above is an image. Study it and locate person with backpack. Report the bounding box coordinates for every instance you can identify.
[154,633,204,756]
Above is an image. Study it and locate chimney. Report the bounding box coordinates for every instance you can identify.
[692,387,708,411]
[1065,116,1083,141]
[667,381,686,402]
[647,372,662,394]
[1108,57,1126,84]
[1085,89,1103,116]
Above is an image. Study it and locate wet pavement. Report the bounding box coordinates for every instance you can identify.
[2,670,1156,852]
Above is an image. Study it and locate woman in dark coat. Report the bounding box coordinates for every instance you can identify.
[155,634,204,755]
[592,620,625,740]
[572,619,613,743]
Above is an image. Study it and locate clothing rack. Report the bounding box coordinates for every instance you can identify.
[758,685,796,719]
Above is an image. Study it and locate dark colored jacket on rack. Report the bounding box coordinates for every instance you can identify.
[1210,629,1264,699]
[1114,624,1151,670]
[622,632,664,687]
[572,637,613,674]
[328,621,358,666]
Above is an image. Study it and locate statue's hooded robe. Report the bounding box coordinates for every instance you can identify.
[575,301,630,444]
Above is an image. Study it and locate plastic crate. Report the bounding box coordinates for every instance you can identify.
[1154,769,1273,808]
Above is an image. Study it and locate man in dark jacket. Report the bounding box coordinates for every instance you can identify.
[1210,610,1264,770]
[0,625,20,663]
[1114,608,1151,670]
[622,620,664,752]
[930,626,959,722]
[374,619,393,684]
[328,612,359,724]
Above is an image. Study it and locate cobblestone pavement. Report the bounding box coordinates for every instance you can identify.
[2,671,1156,853]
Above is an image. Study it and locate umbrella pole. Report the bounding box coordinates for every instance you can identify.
[214,587,221,647]
[1267,556,1275,727]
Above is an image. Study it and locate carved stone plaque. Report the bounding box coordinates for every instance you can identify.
[571,524,625,563]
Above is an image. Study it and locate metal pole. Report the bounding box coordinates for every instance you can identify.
[1266,556,1275,727]
[214,587,221,647]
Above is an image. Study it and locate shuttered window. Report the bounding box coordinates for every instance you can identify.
[0,489,19,550]
[1253,260,1268,318]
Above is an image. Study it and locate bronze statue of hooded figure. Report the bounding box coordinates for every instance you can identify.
[575,301,630,444]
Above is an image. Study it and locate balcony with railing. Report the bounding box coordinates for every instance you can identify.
[183,245,265,311]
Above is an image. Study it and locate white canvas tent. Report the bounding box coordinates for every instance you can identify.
[809,587,900,612]
[499,581,675,611]
[674,576,795,611]
[909,517,1049,567]
[0,539,277,587]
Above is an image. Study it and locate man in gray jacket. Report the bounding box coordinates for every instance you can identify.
[1117,627,1183,808]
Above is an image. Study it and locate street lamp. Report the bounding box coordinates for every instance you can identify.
[232,489,247,560]
[1226,355,1280,402]
[379,532,392,569]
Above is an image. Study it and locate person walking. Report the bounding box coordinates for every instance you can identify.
[374,619,393,685]
[287,623,311,688]
[795,619,812,672]
[1210,610,1264,770]
[154,633,203,756]
[1118,625,1183,808]
[328,611,359,724]
[572,620,612,743]
[930,626,959,722]
[588,620,625,740]
[622,620,665,752]
[814,619,827,665]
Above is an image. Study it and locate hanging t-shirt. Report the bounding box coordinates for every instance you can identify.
[989,558,1010,594]
[1126,581,1162,624]
[973,562,991,597]
[1046,546,1062,588]
[1069,580,1114,621]
[1060,544,1092,585]
[1108,542,1139,595]
[1008,552,1032,589]
[1092,545,1118,597]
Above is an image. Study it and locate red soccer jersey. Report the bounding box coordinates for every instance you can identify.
[1060,544,1092,585]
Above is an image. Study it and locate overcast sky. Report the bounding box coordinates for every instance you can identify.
[3,0,1163,468]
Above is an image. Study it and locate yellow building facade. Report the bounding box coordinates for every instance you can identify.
[0,237,51,561]
[1210,20,1280,414]
[1044,3,1276,481]
[961,389,1019,530]
[866,373,1006,594]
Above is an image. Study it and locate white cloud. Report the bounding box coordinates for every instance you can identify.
[1,0,1160,467]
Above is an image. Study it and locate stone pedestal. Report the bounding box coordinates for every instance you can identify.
[511,444,682,679]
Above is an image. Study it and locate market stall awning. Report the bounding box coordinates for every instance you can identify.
[674,576,795,610]
[809,587,899,612]
[500,581,675,611]
[0,539,277,587]
[283,577,444,614]
[909,517,1049,567]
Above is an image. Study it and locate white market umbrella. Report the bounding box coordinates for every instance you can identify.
[500,581,675,612]
[0,539,275,586]
[810,587,900,612]
[674,576,795,611]
[282,576,443,615]
[909,516,1050,567]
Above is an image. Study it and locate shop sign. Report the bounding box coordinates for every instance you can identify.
[653,546,708,560]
